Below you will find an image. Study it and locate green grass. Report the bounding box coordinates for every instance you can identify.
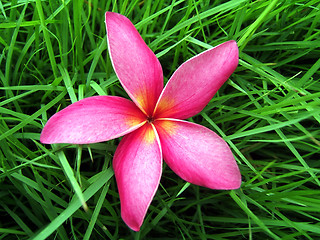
[1,0,320,239]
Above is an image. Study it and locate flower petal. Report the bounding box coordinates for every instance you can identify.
[113,124,162,231]
[40,96,146,144]
[154,119,241,189]
[154,40,238,119]
[105,12,163,116]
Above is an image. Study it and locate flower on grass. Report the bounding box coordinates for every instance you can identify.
[40,12,241,231]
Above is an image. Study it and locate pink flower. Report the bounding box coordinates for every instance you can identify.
[40,12,241,231]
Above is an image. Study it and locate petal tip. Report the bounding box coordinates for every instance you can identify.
[225,173,242,190]
[121,213,142,232]
[39,131,50,144]
[227,40,239,63]
[227,39,238,46]
[105,11,119,20]
[105,12,129,30]
[223,39,238,49]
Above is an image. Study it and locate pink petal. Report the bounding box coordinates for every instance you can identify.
[154,41,239,119]
[40,96,146,144]
[105,12,163,116]
[113,124,162,231]
[154,119,241,189]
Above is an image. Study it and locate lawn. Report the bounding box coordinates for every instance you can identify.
[1,0,320,239]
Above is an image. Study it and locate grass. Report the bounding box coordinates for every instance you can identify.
[1,0,320,239]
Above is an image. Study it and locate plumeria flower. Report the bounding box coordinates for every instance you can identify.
[40,12,241,231]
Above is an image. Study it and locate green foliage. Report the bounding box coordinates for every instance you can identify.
[1,0,319,239]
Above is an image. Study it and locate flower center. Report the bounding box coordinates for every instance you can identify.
[147,116,154,123]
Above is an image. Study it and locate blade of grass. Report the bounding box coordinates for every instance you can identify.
[35,0,58,78]
[31,167,114,240]
[56,150,88,211]
[230,190,281,240]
